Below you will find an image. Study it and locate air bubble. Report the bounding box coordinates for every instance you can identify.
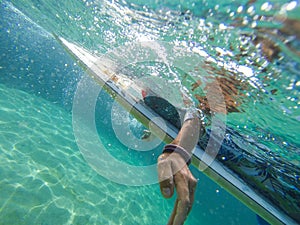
[237,6,243,13]
[247,6,255,14]
[285,1,297,11]
[261,2,272,12]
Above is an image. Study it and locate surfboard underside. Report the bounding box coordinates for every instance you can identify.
[55,35,299,225]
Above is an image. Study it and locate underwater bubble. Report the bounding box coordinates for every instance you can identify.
[261,2,272,12]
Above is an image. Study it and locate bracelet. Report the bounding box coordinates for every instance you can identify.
[163,144,192,165]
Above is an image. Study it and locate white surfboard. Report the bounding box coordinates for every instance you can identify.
[55,35,297,225]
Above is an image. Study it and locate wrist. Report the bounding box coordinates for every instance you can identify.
[163,144,192,165]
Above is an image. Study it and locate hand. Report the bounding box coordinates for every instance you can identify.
[157,152,197,225]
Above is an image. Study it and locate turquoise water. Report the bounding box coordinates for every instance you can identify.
[1,0,299,224]
[0,84,254,224]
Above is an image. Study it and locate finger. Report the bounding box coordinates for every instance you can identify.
[173,169,191,225]
[167,199,178,225]
[187,173,197,215]
[157,158,174,198]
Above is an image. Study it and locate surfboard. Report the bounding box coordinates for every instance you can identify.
[54,35,298,225]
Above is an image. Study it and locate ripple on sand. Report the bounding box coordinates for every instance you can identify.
[0,85,174,224]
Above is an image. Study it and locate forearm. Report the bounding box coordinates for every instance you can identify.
[171,117,200,154]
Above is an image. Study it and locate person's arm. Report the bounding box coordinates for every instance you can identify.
[172,117,201,153]
[158,114,201,225]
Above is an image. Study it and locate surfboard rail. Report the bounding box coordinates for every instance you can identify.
[55,35,298,225]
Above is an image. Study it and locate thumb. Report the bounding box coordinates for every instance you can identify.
[158,159,174,198]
